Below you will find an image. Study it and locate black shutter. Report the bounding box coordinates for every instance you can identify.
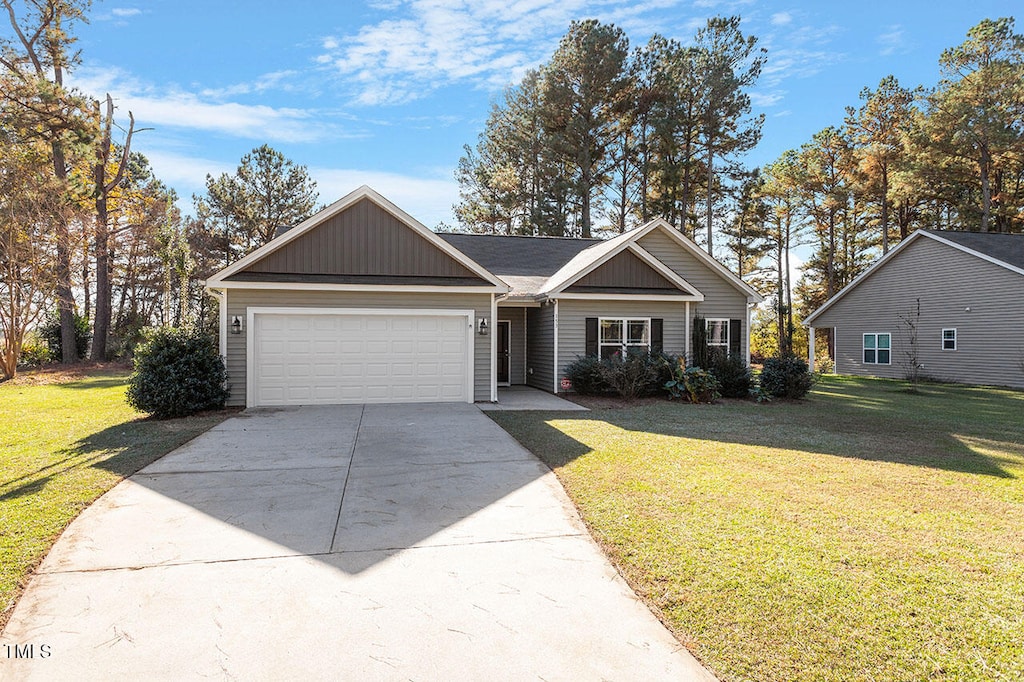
[651,318,664,354]
[729,319,741,356]
[585,318,598,357]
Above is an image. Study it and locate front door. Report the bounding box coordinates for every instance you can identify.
[497,320,510,385]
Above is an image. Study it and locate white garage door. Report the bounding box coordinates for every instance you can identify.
[251,311,472,406]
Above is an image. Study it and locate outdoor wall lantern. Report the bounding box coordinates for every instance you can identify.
[231,316,242,334]
[478,318,489,336]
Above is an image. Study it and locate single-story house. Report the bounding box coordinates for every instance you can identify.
[804,229,1024,389]
[206,185,762,407]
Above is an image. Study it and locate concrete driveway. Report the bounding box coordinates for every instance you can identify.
[2,403,715,681]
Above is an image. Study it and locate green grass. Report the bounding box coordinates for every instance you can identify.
[488,375,1024,681]
[0,370,228,626]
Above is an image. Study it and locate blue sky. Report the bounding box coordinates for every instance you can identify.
[65,0,1017,228]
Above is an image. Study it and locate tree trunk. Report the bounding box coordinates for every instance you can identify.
[705,146,714,256]
[51,142,77,364]
[979,145,991,232]
[880,163,889,254]
[90,95,135,361]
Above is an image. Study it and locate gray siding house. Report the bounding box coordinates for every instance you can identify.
[207,186,762,407]
[804,230,1024,389]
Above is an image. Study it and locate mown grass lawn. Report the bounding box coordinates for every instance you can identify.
[488,375,1024,682]
[0,369,229,627]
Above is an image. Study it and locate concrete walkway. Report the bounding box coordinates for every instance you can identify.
[479,385,590,411]
[2,403,715,681]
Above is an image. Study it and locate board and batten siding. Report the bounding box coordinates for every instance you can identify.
[224,289,493,406]
[526,305,555,391]
[569,249,678,290]
[240,198,481,280]
[497,307,527,384]
[555,299,688,391]
[637,230,751,357]
[810,236,1024,388]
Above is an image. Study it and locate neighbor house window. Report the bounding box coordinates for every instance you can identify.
[942,328,957,351]
[706,319,729,349]
[599,318,650,360]
[863,333,891,364]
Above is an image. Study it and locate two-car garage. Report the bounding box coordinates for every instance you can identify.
[248,309,475,407]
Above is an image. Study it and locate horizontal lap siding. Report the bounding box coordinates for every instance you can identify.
[810,237,1024,388]
[498,308,526,384]
[637,231,751,357]
[556,299,688,389]
[526,306,554,392]
[225,289,492,406]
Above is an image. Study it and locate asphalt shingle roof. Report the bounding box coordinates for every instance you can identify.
[926,230,1024,271]
[437,233,599,277]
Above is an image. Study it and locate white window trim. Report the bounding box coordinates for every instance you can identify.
[862,332,891,365]
[942,328,957,351]
[706,318,730,349]
[599,317,652,359]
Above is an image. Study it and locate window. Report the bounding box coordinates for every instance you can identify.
[863,333,891,364]
[706,319,729,349]
[942,328,957,351]
[599,318,650,360]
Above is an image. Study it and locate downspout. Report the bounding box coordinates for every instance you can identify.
[552,299,559,394]
[684,301,691,363]
[490,293,498,402]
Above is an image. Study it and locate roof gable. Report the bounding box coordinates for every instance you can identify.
[805,230,1024,325]
[238,197,477,279]
[208,186,507,290]
[566,248,696,295]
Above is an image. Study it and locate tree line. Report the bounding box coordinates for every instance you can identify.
[0,0,318,379]
[456,17,1024,360]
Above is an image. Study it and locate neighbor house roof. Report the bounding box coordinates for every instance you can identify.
[805,229,1024,326]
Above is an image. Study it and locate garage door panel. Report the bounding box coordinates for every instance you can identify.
[253,312,470,406]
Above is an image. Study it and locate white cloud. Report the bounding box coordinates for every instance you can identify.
[877,25,906,56]
[318,0,692,105]
[111,8,142,17]
[69,66,332,143]
[770,12,792,26]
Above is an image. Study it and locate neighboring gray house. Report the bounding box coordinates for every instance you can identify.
[804,229,1024,389]
[206,185,762,407]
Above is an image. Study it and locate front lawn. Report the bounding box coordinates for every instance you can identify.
[488,375,1024,681]
[0,369,229,627]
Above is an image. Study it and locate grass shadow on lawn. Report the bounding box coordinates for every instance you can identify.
[497,377,1021,480]
[0,416,229,503]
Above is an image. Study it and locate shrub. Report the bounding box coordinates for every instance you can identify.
[665,357,720,404]
[598,352,660,400]
[17,333,51,367]
[564,355,611,395]
[126,327,229,418]
[39,310,90,360]
[760,356,815,399]
[710,353,753,398]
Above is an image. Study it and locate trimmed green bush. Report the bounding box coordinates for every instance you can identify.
[710,353,753,398]
[598,352,659,400]
[564,355,611,395]
[127,327,229,418]
[760,356,815,399]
